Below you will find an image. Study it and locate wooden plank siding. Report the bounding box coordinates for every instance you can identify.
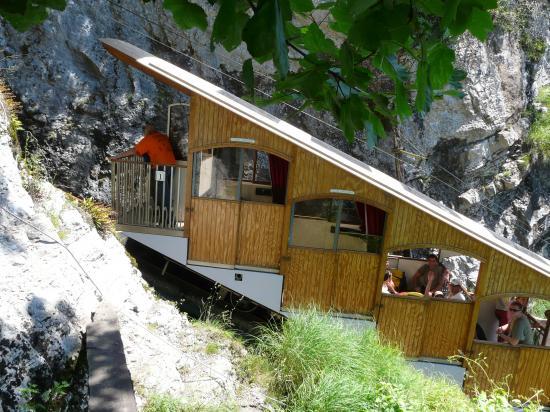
[332,252,380,314]
[290,149,394,212]
[188,96,294,159]
[283,248,336,310]
[377,296,473,358]
[420,300,474,358]
[377,296,427,357]
[237,203,285,268]
[188,198,240,265]
[466,342,550,403]
[385,200,491,262]
[483,251,550,298]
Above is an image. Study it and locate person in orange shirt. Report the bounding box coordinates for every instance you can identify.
[111,124,176,167]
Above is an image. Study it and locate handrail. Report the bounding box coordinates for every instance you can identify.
[111,156,186,231]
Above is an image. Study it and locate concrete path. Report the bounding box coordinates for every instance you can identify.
[87,303,138,412]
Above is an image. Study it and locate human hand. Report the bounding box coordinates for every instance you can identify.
[496,327,503,334]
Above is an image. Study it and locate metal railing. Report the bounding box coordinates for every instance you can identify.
[111,156,186,231]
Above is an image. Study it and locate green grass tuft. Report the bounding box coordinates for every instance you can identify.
[253,309,542,411]
[143,393,237,412]
[205,342,220,355]
[528,85,550,160]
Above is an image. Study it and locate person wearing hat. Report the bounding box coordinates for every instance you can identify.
[447,277,466,301]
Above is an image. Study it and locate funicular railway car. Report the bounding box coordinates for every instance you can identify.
[102,39,550,401]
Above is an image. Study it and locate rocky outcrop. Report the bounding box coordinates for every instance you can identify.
[0,96,265,410]
[0,0,548,256]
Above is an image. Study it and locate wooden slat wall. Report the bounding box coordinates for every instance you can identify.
[237,203,285,268]
[283,248,336,310]
[514,347,550,399]
[290,149,393,211]
[467,342,550,402]
[332,252,380,314]
[188,96,294,159]
[377,296,473,358]
[377,296,427,357]
[386,200,491,261]
[188,197,240,264]
[484,251,550,298]
[421,300,473,358]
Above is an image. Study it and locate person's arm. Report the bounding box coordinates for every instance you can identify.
[387,281,398,295]
[496,323,510,335]
[499,333,519,346]
[424,271,435,297]
[110,147,136,160]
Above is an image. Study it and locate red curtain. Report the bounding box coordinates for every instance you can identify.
[355,202,385,236]
[268,154,289,205]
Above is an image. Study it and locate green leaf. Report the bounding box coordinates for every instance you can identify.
[289,0,314,13]
[273,0,289,79]
[349,5,411,52]
[0,3,48,31]
[395,82,412,119]
[243,1,276,61]
[164,0,207,31]
[466,7,493,41]
[417,0,445,17]
[301,23,339,57]
[368,110,386,138]
[316,1,336,10]
[338,95,368,142]
[427,44,455,89]
[211,0,248,51]
[34,0,66,11]
[415,60,431,112]
[242,58,255,102]
[442,0,460,28]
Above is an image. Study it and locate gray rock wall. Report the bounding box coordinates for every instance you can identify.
[0,0,549,256]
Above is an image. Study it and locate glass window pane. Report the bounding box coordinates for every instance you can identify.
[254,151,271,184]
[290,199,337,249]
[192,148,240,200]
[242,148,255,182]
[338,200,369,252]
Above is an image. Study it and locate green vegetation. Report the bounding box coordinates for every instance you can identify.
[530,298,550,319]
[143,393,237,412]
[20,380,70,412]
[0,1,66,31]
[528,86,550,160]
[66,194,115,235]
[150,0,497,144]
[204,342,220,355]
[494,0,547,62]
[251,310,542,411]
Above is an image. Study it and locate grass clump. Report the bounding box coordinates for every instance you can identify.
[66,194,115,235]
[528,85,550,161]
[204,342,220,355]
[143,393,237,412]
[254,309,542,411]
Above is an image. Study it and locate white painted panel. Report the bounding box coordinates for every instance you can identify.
[124,232,188,265]
[187,264,283,312]
[396,258,426,283]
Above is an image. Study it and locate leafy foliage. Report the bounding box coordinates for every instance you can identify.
[255,309,543,411]
[0,0,66,31]
[160,0,497,143]
[20,380,70,412]
[528,85,550,161]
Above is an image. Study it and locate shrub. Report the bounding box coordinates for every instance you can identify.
[66,194,115,235]
[20,380,70,412]
[528,85,550,160]
[254,309,543,411]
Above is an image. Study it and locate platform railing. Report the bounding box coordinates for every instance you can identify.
[111,156,186,231]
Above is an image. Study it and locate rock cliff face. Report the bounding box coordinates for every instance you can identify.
[0,0,548,257]
[0,95,265,410]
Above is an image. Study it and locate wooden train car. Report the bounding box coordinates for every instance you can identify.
[102,39,550,400]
